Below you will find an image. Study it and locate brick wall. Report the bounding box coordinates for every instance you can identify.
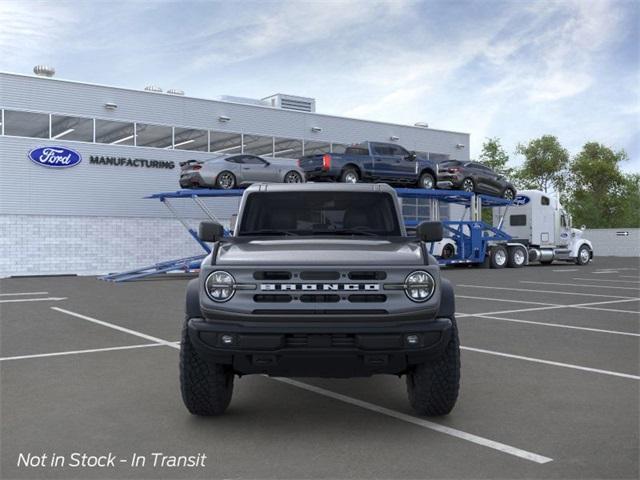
[0,214,223,277]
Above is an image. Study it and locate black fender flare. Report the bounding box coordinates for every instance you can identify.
[437,277,455,318]
[186,278,202,318]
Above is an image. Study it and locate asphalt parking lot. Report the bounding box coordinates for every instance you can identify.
[1,257,638,479]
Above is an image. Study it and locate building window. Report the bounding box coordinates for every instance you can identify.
[51,114,93,142]
[95,119,135,145]
[273,137,303,159]
[303,140,331,156]
[135,123,173,148]
[3,110,49,138]
[244,134,274,156]
[210,131,243,154]
[173,127,208,151]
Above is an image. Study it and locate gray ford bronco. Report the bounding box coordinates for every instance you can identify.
[180,183,460,416]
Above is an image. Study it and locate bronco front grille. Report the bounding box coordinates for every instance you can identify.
[285,334,356,348]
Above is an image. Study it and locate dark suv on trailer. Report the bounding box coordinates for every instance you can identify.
[437,160,516,199]
[180,183,460,416]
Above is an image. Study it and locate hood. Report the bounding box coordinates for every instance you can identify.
[216,238,423,266]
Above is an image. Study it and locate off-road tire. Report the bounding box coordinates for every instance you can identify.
[419,172,436,190]
[180,320,234,416]
[340,168,359,183]
[406,317,460,416]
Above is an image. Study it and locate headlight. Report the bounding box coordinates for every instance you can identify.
[404,270,435,302]
[205,271,236,302]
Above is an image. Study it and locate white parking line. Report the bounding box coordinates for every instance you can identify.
[552,269,579,272]
[621,275,640,279]
[458,298,640,317]
[572,278,640,284]
[47,307,556,464]
[462,315,640,337]
[457,295,559,307]
[520,281,640,291]
[0,291,49,296]
[0,297,67,304]
[457,284,637,299]
[0,343,166,362]
[51,307,178,347]
[461,347,640,380]
[273,377,553,464]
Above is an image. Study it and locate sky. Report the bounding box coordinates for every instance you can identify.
[1,0,638,172]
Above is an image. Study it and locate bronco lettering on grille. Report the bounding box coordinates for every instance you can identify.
[260,284,380,291]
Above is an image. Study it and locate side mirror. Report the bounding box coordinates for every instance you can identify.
[407,151,417,161]
[416,221,443,242]
[199,221,225,242]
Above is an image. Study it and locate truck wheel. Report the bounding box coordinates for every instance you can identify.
[216,171,236,189]
[340,168,359,184]
[490,245,508,268]
[180,320,234,416]
[576,245,591,265]
[407,317,460,416]
[507,246,526,268]
[419,172,435,190]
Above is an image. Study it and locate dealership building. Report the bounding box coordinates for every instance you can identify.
[0,69,470,277]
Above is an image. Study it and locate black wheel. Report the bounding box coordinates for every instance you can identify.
[503,188,515,201]
[507,246,526,268]
[340,168,359,184]
[419,172,435,190]
[461,178,475,192]
[216,171,236,189]
[180,319,234,416]
[490,245,508,269]
[576,245,591,265]
[441,243,455,259]
[407,317,460,416]
[284,170,303,183]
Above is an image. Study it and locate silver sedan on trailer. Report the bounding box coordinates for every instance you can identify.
[179,154,305,189]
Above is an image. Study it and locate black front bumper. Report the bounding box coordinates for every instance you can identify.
[188,317,453,377]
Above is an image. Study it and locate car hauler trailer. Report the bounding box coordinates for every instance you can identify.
[492,190,593,266]
[400,188,529,269]
[101,186,594,282]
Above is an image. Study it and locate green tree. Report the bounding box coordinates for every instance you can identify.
[515,135,569,193]
[565,142,638,228]
[479,137,513,176]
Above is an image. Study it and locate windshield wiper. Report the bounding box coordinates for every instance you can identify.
[240,229,300,236]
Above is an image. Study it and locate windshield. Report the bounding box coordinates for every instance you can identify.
[238,192,402,236]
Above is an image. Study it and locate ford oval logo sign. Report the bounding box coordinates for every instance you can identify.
[513,195,530,206]
[28,146,82,168]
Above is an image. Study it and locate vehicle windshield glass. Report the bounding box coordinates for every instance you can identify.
[238,192,401,236]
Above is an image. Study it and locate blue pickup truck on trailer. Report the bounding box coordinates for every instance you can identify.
[298,141,440,189]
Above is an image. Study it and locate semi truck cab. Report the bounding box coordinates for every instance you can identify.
[494,190,593,265]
